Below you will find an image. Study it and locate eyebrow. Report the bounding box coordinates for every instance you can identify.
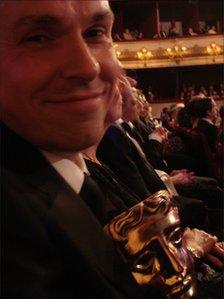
[13,14,64,32]
[13,10,114,32]
[91,10,114,23]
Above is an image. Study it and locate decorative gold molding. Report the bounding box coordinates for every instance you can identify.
[114,35,224,69]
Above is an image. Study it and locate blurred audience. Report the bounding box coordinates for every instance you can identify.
[169,23,180,37]
[188,27,198,36]
[207,25,217,34]
[123,28,136,40]
[180,82,223,104]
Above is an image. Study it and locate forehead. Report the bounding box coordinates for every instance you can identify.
[143,207,179,238]
[0,0,111,28]
[125,208,180,254]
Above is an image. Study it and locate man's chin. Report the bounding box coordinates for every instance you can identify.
[41,129,104,153]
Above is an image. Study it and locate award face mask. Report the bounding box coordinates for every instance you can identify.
[105,190,197,298]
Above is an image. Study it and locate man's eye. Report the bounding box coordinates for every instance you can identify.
[84,27,107,39]
[22,35,52,44]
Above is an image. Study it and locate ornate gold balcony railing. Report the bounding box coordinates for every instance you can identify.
[113,34,224,69]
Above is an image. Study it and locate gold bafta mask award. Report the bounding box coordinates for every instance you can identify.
[105,190,197,298]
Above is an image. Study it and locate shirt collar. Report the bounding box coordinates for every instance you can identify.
[127,121,134,128]
[52,159,86,194]
[115,118,124,125]
[201,118,214,125]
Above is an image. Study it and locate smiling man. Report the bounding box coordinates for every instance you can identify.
[0,0,120,153]
[0,1,147,299]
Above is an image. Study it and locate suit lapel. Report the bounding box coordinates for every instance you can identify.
[28,164,141,298]
[1,123,141,298]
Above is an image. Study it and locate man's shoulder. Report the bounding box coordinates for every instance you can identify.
[198,119,218,133]
[101,124,130,146]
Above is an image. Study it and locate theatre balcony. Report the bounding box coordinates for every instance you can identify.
[114,34,224,69]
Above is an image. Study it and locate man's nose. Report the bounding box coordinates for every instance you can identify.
[60,35,100,82]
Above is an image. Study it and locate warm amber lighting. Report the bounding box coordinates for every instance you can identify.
[166,44,187,64]
[206,43,221,54]
[116,51,121,58]
[137,48,152,66]
[112,35,223,67]
[206,42,222,62]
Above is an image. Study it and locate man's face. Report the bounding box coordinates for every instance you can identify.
[122,86,139,122]
[0,1,121,152]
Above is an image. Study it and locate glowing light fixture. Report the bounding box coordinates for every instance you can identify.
[137,48,152,66]
[206,42,222,62]
[166,45,187,64]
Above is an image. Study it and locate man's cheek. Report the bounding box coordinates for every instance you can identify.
[98,50,122,81]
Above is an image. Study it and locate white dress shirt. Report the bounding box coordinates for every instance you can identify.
[52,159,85,194]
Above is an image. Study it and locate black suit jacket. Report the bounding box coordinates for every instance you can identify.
[196,119,218,153]
[97,124,167,200]
[132,120,168,171]
[97,124,207,231]
[1,123,145,299]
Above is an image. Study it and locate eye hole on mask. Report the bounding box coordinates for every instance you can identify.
[132,249,155,273]
[166,227,182,247]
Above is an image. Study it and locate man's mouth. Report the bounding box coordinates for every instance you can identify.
[45,89,106,104]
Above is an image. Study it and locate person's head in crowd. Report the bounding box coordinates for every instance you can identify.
[177,107,193,129]
[139,98,150,119]
[168,103,184,123]
[199,85,208,97]
[128,87,149,119]
[188,27,197,36]
[185,98,200,128]
[123,28,135,40]
[198,22,206,34]
[186,97,218,124]
[208,25,217,34]
[120,78,139,122]
[0,0,122,155]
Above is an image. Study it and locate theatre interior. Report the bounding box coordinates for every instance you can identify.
[2,1,224,299]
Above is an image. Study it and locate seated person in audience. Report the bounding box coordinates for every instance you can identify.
[136,93,158,130]
[137,96,223,210]
[103,78,223,211]
[198,23,206,34]
[188,27,198,36]
[98,77,209,229]
[137,31,144,39]
[147,85,155,102]
[199,85,208,97]
[1,1,150,299]
[113,33,122,41]
[123,28,136,40]
[188,98,219,153]
[160,107,171,128]
[208,25,217,34]
[168,23,180,37]
[159,25,167,38]
[93,76,224,282]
